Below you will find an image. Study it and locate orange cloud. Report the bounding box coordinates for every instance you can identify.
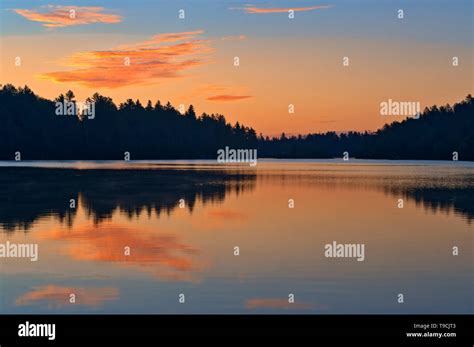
[117,30,206,50]
[147,30,205,44]
[245,298,314,310]
[232,4,332,14]
[14,6,122,28]
[182,83,248,101]
[207,95,253,102]
[16,285,119,308]
[38,31,211,88]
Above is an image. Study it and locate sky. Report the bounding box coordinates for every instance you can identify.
[1,0,472,136]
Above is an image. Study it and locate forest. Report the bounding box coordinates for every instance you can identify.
[0,84,472,160]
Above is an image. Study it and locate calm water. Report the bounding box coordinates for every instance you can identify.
[0,160,472,314]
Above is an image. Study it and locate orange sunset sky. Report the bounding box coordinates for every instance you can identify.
[1,0,472,136]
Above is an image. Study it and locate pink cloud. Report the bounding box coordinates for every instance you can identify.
[206,95,253,102]
[14,5,122,28]
[232,4,332,14]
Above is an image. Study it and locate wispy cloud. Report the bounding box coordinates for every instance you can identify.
[231,4,332,14]
[16,285,119,308]
[38,30,211,88]
[207,95,253,102]
[14,5,122,28]
[117,30,206,50]
[150,30,205,43]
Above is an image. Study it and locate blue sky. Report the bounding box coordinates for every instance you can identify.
[2,0,472,45]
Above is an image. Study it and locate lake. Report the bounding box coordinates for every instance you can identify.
[0,160,472,314]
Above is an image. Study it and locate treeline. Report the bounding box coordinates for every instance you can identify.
[0,84,472,160]
[263,96,474,160]
[0,84,257,160]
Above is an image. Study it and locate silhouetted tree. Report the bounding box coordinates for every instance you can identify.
[65,90,75,102]
[185,105,196,120]
[0,85,472,160]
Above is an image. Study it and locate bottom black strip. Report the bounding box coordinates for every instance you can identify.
[0,315,471,344]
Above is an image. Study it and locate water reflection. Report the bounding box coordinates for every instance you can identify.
[0,167,257,232]
[0,163,473,232]
[0,161,472,314]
